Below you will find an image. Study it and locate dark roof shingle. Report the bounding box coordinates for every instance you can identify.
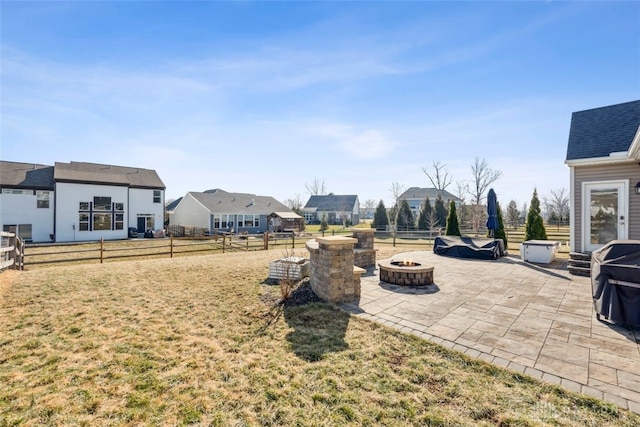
[0,161,55,189]
[566,100,640,161]
[54,161,165,188]
[304,195,359,211]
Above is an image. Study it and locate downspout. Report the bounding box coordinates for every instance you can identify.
[569,166,575,252]
[53,182,57,242]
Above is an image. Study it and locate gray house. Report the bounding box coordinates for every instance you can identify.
[399,187,462,218]
[168,189,300,234]
[302,194,360,225]
[565,100,640,253]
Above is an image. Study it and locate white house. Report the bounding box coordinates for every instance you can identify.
[0,160,165,243]
[169,189,300,234]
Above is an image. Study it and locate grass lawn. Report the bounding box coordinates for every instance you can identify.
[1,246,637,426]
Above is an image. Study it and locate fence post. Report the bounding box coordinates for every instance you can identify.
[292,232,295,249]
[170,235,174,258]
[100,238,104,263]
[17,237,24,270]
[246,237,249,251]
[223,235,226,253]
[264,232,268,251]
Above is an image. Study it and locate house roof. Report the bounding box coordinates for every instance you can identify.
[188,189,292,214]
[399,187,461,203]
[0,161,55,190]
[303,194,359,212]
[165,197,183,212]
[53,161,165,189]
[565,100,640,161]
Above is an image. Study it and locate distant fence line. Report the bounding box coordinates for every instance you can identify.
[23,232,299,267]
[0,231,24,271]
[16,226,570,269]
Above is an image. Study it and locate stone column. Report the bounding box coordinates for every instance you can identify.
[352,229,376,268]
[306,236,361,303]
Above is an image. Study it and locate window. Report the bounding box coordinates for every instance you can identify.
[238,214,259,228]
[78,197,123,231]
[115,213,124,230]
[2,189,32,195]
[36,191,50,208]
[79,213,89,231]
[3,224,32,240]
[93,213,112,231]
[213,214,231,229]
[153,190,161,203]
[93,197,111,211]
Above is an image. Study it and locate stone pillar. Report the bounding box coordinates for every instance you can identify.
[352,229,376,268]
[305,236,361,303]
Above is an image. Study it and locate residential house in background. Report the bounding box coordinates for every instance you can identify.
[565,99,640,253]
[0,160,165,243]
[302,194,360,225]
[399,187,462,219]
[168,189,301,234]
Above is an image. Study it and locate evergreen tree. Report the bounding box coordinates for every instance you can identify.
[372,200,389,229]
[434,195,448,230]
[396,199,414,230]
[417,197,433,230]
[319,214,329,233]
[525,188,547,241]
[445,200,461,236]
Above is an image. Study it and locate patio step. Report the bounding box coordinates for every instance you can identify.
[567,265,591,277]
[568,251,591,276]
[569,251,591,261]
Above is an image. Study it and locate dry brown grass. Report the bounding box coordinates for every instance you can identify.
[1,246,637,426]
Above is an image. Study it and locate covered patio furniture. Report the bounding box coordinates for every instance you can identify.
[591,240,640,327]
[433,236,505,260]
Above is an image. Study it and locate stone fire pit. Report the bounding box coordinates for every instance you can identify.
[378,258,434,286]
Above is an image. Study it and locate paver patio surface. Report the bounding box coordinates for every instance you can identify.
[339,251,640,414]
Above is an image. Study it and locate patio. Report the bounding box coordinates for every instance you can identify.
[339,251,640,414]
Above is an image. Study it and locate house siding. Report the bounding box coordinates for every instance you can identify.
[129,188,165,232]
[55,182,129,242]
[0,190,54,242]
[170,194,211,229]
[572,163,640,252]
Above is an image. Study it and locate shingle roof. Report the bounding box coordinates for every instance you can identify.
[303,195,359,211]
[399,187,461,202]
[565,100,640,161]
[0,161,55,189]
[54,161,165,189]
[189,189,291,214]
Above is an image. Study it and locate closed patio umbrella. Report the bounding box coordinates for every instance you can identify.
[486,188,498,238]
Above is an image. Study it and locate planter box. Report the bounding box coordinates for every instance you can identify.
[520,240,560,264]
[269,257,310,280]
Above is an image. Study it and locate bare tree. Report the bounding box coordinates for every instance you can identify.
[454,180,469,229]
[422,161,452,191]
[506,200,520,230]
[283,193,304,212]
[469,157,502,205]
[543,188,569,221]
[305,177,327,195]
[389,182,406,246]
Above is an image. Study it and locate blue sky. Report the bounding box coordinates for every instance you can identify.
[2,1,639,209]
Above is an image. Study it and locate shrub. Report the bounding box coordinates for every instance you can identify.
[445,200,461,236]
[525,189,547,241]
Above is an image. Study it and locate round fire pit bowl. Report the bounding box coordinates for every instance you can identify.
[378,258,434,286]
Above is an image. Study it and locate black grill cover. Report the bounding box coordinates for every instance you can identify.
[591,240,640,327]
[433,236,505,260]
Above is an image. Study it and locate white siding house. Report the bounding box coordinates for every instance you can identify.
[170,189,298,234]
[0,160,165,243]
